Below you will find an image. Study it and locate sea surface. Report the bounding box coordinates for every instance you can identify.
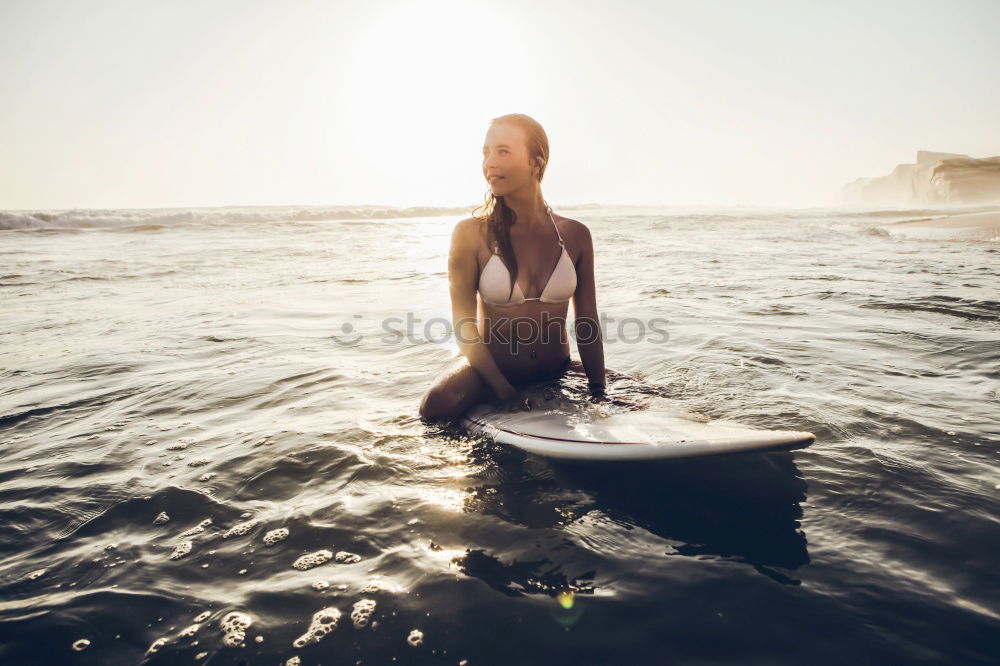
[1,203,997,664]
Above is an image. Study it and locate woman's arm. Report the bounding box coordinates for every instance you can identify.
[449,218,518,400]
[570,222,606,391]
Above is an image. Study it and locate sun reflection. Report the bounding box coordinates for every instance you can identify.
[404,218,455,264]
[425,543,467,571]
[414,442,472,468]
[415,487,468,513]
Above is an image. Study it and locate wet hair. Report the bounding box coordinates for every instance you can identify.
[472,113,550,301]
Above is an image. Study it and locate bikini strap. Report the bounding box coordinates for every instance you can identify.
[548,209,565,247]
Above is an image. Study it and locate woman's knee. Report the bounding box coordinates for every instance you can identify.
[419,356,497,421]
[419,386,461,421]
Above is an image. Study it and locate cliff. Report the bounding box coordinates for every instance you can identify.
[842,151,1000,206]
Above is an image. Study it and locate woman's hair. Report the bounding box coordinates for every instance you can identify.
[472,113,550,301]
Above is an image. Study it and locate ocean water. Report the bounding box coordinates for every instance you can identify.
[1,204,997,664]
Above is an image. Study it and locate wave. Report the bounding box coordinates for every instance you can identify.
[860,295,1000,323]
[3,202,889,231]
[829,205,1000,219]
[8,202,997,233]
[0,204,479,231]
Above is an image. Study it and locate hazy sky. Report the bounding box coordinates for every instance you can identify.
[1,0,998,210]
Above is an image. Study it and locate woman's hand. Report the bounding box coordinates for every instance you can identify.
[588,383,608,404]
[495,386,533,413]
[501,394,533,413]
[589,384,649,411]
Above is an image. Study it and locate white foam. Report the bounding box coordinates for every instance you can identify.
[311,581,329,591]
[222,520,259,539]
[263,528,289,546]
[286,657,301,666]
[292,549,332,570]
[188,458,211,467]
[169,541,193,560]
[179,624,200,637]
[146,637,168,654]
[335,551,361,564]
[153,512,170,525]
[350,599,376,629]
[407,629,424,647]
[220,611,253,648]
[26,569,46,580]
[72,639,90,651]
[292,607,341,648]
[180,519,212,537]
[194,611,211,623]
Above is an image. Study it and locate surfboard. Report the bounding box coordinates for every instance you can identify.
[460,392,815,461]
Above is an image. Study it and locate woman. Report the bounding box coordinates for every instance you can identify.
[419,113,606,421]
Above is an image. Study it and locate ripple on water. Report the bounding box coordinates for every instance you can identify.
[2,207,997,665]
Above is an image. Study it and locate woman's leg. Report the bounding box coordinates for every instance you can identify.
[418,355,498,421]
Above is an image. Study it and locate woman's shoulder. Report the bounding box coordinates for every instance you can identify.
[454,215,487,233]
[552,214,592,245]
[451,216,489,252]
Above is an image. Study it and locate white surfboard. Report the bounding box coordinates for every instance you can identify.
[460,394,815,461]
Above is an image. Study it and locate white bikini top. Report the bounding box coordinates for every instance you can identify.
[478,210,577,306]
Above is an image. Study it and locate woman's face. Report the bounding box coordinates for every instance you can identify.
[482,122,538,196]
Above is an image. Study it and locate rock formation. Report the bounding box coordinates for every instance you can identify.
[842,151,1000,206]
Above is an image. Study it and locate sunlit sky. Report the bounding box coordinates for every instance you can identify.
[1,0,998,210]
